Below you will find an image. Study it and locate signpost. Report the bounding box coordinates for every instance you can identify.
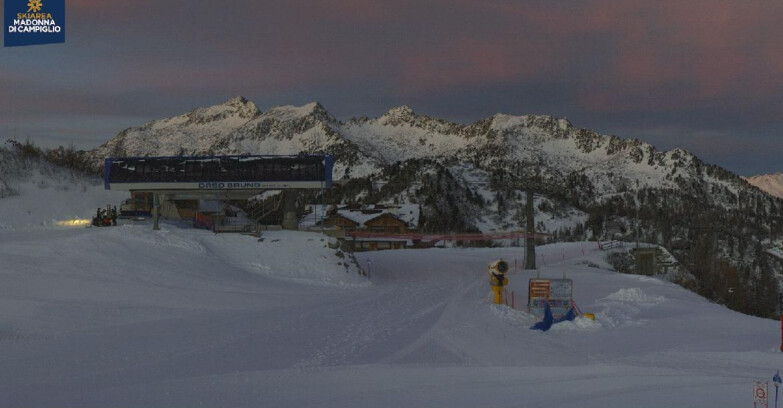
[779,294,783,352]
[774,371,781,408]
[756,381,769,408]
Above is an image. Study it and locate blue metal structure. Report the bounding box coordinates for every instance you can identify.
[104,154,334,191]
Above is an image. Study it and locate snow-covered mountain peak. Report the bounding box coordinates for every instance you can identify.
[222,95,257,111]
[490,113,572,134]
[376,105,419,126]
[261,101,335,123]
[89,97,764,207]
[91,97,263,159]
[187,95,260,123]
[384,105,415,117]
[744,172,783,198]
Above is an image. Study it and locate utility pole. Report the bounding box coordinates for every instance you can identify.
[525,189,536,270]
[492,162,545,270]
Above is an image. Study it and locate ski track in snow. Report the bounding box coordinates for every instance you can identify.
[0,222,781,407]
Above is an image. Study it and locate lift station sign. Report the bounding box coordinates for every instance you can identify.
[528,278,573,319]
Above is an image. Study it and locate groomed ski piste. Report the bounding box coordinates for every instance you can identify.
[0,181,781,407]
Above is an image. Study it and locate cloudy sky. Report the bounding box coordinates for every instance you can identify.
[2,0,782,175]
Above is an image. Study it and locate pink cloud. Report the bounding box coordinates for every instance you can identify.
[12,0,783,126]
[286,0,410,23]
[386,0,783,112]
[577,1,783,111]
[398,38,555,95]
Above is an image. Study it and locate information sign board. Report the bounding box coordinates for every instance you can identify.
[528,278,573,319]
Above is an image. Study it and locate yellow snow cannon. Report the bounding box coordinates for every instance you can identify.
[488,259,509,304]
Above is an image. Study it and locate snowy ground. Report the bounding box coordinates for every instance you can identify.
[0,178,127,231]
[0,211,781,407]
[0,176,780,407]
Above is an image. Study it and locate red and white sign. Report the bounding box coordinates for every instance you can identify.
[754,381,768,407]
[528,278,573,319]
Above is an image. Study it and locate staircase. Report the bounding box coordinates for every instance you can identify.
[655,247,677,274]
[238,193,284,235]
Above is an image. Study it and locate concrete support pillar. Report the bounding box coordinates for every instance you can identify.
[281,190,299,230]
[153,193,160,231]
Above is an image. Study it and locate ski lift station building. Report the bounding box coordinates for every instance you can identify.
[103,154,334,230]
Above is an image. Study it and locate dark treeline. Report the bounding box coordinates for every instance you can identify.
[4,139,95,174]
[584,182,782,318]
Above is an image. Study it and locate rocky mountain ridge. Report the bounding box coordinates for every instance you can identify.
[93,96,749,203]
[744,173,783,199]
[90,97,781,234]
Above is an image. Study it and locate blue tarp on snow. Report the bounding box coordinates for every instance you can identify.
[530,302,575,332]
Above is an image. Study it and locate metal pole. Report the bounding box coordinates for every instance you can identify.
[320,183,325,233]
[525,189,536,270]
[779,294,783,353]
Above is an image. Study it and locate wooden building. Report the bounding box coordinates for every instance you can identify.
[304,204,420,251]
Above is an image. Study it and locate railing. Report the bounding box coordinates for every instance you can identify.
[213,216,257,233]
[344,231,549,241]
[597,240,623,250]
[249,194,283,223]
[193,212,258,233]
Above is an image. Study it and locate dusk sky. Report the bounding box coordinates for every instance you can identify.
[2,0,782,176]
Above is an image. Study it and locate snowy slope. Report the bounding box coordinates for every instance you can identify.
[0,148,127,231]
[745,172,783,198]
[1,193,781,407]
